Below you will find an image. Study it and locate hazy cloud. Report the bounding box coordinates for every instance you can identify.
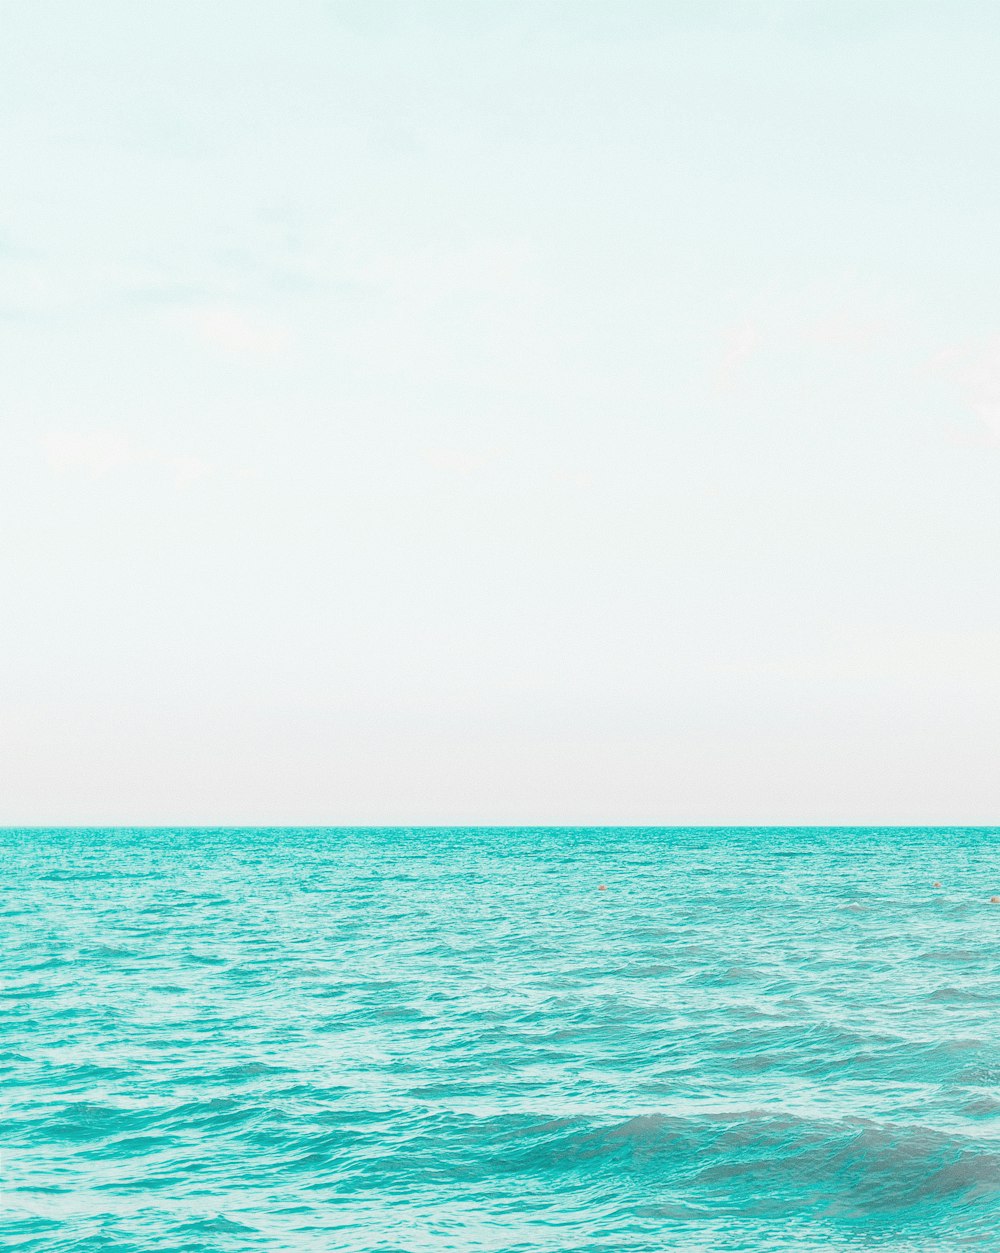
[185,307,291,358]
[43,431,212,487]
[929,335,1000,444]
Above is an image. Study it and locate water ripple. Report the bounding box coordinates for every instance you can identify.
[3,825,1000,1250]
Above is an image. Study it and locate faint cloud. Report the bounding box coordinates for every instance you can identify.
[171,455,212,486]
[744,627,1000,689]
[713,284,898,395]
[43,431,213,488]
[552,468,594,490]
[715,320,761,392]
[366,243,536,307]
[44,431,137,478]
[185,306,290,358]
[928,335,1000,445]
[422,446,500,477]
[802,313,887,350]
[421,445,594,492]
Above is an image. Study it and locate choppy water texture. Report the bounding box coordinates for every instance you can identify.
[3,827,1000,1251]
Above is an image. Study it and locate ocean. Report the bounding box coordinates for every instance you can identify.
[3,826,999,1251]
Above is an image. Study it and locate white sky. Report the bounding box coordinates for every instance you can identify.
[3,1,1000,824]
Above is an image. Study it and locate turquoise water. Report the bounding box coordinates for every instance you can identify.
[3,827,1000,1251]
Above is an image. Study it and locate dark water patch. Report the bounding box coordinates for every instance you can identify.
[925,985,996,1004]
[177,1214,257,1236]
[31,1099,156,1144]
[962,1093,1000,1117]
[89,943,137,959]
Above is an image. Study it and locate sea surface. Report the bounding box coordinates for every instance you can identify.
[3,827,1000,1251]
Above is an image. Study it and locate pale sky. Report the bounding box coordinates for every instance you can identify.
[3,1,1000,824]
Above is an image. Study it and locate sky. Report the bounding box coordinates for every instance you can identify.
[2,1,1000,825]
